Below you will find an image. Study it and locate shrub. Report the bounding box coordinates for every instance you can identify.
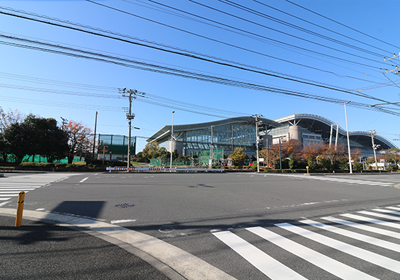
[0,166,15,170]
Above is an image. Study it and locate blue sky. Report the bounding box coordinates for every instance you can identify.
[1,0,400,152]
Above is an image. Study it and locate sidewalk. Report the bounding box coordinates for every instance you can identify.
[0,215,170,280]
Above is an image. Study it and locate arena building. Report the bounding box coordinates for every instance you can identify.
[146,114,396,158]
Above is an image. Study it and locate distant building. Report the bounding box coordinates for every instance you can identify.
[97,134,136,161]
[147,114,396,158]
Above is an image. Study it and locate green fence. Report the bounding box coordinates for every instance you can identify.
[2,154,81,163]
[150,149,224,167]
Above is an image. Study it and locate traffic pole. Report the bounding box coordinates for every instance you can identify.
[15,191,25,227]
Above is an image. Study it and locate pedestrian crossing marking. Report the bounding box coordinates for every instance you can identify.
[214,205,400,279]
[342,213,400,230]
[213,231,307,279]
[322,216,400,239]
[277,222,400,274]
[261,173,394,186]
[300,218,400,252]
[247,226,378,280]
[0,173,76,206]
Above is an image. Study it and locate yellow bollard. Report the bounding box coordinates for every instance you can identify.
[15,191,25,227]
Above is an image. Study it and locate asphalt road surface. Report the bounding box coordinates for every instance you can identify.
[2,172,400,279]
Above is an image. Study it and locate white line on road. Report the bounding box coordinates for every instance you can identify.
[247,226,377,280]
[213,230,307,280]
[343,213,400,230]
[277,222,400,274]
[300,219,400,252]
[79,177,89,183]
[322,216,400,239]
[0,198,11,201]
[110,219,137,224]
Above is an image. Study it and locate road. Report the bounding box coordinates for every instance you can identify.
[1,172,400,279]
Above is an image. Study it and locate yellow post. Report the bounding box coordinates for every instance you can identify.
[15,191,25,227]
[306,166,309,175]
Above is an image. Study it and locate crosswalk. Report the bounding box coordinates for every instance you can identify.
[261,173,395,187]
[213,205,400,279]
[0,173,74,207]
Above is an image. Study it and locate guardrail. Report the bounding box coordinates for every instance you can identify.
[106,167,224,172]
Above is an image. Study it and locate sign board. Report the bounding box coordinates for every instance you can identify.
[259,158,264,162]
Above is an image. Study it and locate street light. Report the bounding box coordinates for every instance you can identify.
[343,101,353,174]
[170,111,175,170]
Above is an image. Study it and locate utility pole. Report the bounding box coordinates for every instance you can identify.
[92,111,98,161]
[210,125,214,169]
[253,114,261,173]
[124,89,136,170]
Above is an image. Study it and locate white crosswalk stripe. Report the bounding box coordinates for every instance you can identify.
[213,205,400,279]
[0,173,75,206]
[261,173,394,186]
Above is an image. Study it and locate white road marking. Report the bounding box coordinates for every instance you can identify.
[277,222,400,274]
[0,197,11,201]
[358,210,400,222]
[322,216,400,239]
[300,219,400,252]
[247,226,377,280]
[213,230,307,280]
[343,213,400,230]
[261,173,394,186]
[110,219,136,224]
[79,177,89,183]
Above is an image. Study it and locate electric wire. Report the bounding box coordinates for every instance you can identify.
[189,0,391,67]
[141,0,386,82]
[285,0,400,50]
[2,36,400,116]
[219,0,388,58]
[1,33,392,103]
[0,4,387,85]
[91,0,386,71]
[253,0,394,55]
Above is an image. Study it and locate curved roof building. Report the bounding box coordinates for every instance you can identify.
[147,114,396,157]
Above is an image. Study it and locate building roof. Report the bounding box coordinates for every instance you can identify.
[147,116,283,143]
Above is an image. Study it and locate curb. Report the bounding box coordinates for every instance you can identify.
[0,208,235,280]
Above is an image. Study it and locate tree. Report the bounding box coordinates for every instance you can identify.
[3,122,31,164]
[0,107,25,133]
[62,119,93,164]
[3,115,69,164]
[142,142,161,162]
[0,107,25,162]
[230,147,246,167]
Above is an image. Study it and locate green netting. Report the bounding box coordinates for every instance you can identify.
[2,154,81,163]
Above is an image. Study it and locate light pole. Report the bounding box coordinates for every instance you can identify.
[371,130,379,170]
[170,111,175,170]
[343,101,353,174]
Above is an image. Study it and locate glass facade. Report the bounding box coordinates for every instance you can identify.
[175,122,257,156]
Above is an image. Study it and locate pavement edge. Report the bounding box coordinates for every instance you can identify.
[0,208,236,280]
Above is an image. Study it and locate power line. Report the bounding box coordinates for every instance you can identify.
[189,0,391,67]
[0,4,387,85]
[2,34,400,116]
[140,0,387,81]
[1,33,392,104]
[285,0,400,50]
[252,0,394,55]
